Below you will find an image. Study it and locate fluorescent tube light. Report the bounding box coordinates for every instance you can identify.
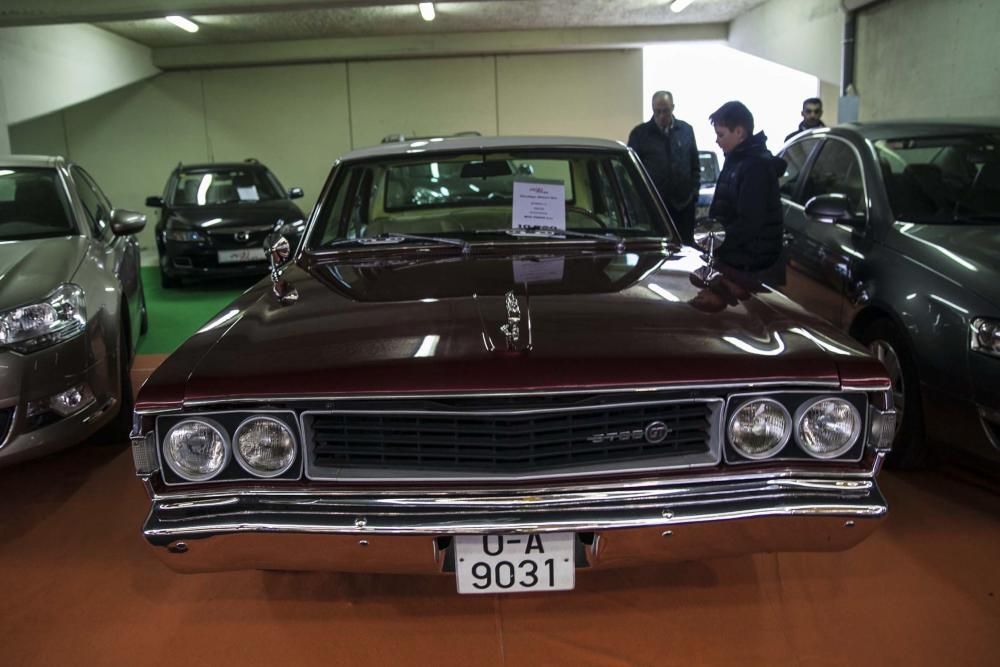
[670,0,696,13]
[165,16,199,33]
[419,3,436,21]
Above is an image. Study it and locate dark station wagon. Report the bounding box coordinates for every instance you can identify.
[130,136,896,594]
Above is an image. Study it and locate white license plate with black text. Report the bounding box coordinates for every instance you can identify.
[218,247,266,264]
[454,533,575,594]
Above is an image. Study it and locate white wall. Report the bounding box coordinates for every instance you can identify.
[855,0,1000,120]
[729,0,845,88]
[9,50,643,264]
[0,25,160,125]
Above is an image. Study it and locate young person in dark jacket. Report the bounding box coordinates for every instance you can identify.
[628,91,701,244]
[708,101,787,273]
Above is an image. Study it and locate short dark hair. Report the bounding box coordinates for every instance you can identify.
[709,101,754,135]
[803,97,822,109]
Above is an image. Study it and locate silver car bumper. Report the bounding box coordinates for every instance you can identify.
[143,474,887,574]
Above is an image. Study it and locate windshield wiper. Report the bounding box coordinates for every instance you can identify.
[473,225,626,251]
[324,232,471,253]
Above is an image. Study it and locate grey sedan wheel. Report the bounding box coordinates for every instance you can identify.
[861,319,926,468]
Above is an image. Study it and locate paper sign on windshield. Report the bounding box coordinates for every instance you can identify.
[512,180,565,230]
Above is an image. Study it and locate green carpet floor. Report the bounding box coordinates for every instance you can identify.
[136,266,259,355]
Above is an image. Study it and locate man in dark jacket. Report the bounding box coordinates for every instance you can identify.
[784,97,826,142]
[628,91,700,244]
[708,101,787,272]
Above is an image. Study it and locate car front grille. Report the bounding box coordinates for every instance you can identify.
[304,393,722,480]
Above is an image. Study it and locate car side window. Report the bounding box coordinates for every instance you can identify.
[800,140,866,215]
[779,138,819,202]
[71,166,112,239]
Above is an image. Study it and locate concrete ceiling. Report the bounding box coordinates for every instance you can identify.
[1,1,767,48]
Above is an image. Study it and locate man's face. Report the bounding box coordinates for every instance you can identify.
[715,125,745,155]
[652,96,674,130]
[801,102,823,127]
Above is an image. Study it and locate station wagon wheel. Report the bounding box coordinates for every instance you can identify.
[860,319,927,468]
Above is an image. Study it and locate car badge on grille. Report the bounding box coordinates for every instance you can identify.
[500,290,522,350]
[587,421,672,445]
[235,230,251,242]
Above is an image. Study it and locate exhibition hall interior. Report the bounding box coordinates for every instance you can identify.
[0,0,997,664]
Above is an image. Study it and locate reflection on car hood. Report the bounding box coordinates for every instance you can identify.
[169,202,305,229]
[0,236,88,308]
[139,245,881,407]
[890,223,1000,304]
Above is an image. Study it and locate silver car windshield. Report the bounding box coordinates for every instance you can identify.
[0,168,75,240]
[310,150,672,248]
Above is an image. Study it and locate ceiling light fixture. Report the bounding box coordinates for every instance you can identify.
[165,15,199,33]
[669,0,696,13]
[418,3,436,21]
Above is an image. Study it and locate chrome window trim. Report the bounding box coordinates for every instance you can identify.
[232,415,299,478]
[794,396,863,459]
[723,389,869,464]
[301,397,725,483]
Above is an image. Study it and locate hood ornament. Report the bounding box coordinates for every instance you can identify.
[499,290,532,352]
[268,235,298,305]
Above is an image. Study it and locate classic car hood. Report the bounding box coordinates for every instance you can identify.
[170,201,304,230]
[0,236,87,308]
[888,222,1000,305]
[141,245,879,406]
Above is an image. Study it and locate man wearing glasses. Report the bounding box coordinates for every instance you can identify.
[628,90,701,244]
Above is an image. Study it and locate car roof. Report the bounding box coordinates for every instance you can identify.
[178,161,268,172]
[341,135,628,162]
[0,155,64,168]
[837,119,1000,141]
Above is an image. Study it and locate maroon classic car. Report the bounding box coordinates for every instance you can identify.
[130,137,895,594]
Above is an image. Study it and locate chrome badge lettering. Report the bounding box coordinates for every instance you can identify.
[587,421,671,445]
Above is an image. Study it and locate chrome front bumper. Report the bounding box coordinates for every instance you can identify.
[143,475,887,574]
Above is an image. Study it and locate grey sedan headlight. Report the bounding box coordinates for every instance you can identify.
[0,283,86,353]
[165,229,206,242]
[728,398,792,459]
[233,416,297,476]
[795,397,862,459]
[163,419,229,481]
[970,318,1000,358]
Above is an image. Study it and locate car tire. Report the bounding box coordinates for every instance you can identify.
[93,323,135,447]
[860,319,927,468]
[138,278,149,335]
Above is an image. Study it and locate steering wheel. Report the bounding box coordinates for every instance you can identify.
[565,205,608,229]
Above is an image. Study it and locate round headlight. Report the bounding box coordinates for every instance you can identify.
[163,419,228,481]
[728,398,792,459]
[795,397,862,459]
[233,416,297,477]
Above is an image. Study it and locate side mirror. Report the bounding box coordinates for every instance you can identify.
[145,196,164,207]
[804,194,865,225]
[288,187,304,200]
[110,209,146,236]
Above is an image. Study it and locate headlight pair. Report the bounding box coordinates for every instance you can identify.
[0,284,86,353]
[728,396,862,460]
[970,318,1000,358]
[163,416,297,481]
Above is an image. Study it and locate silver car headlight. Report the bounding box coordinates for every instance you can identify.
[728,398,792,459]
[163,419,229,481]
[233,416,297,477]
[795,397,862,459]
[970,318,1000,358]
[165,229,206,242]
[0,283,86,353]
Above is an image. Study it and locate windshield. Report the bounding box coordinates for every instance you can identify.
[309,150,671,248]
[171,168,284,206]
[875,133,1000,222]
[0,167,76,240]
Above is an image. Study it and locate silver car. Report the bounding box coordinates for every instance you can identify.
[0,156,146,466]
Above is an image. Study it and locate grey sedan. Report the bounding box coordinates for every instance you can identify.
[0,156,146,466]
[777,121,1000,467]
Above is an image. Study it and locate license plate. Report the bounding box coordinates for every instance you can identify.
[454,533,575,594]
[218,247,265,264]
